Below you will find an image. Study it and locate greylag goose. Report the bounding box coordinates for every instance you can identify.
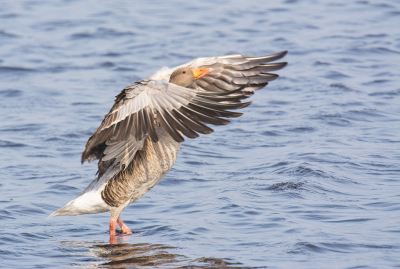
[49,51,288,243]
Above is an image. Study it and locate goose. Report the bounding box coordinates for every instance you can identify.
[49,51,288,243]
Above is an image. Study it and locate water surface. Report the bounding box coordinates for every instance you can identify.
[0,0,399,268]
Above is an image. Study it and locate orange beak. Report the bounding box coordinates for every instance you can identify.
[191,68,212,79]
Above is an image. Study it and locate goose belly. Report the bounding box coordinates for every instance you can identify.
[101,130,181,208]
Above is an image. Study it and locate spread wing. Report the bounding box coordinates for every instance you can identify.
[81,51,287,172]
[182,50,288,94]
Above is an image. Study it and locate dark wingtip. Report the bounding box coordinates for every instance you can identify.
[270,51,288,62]
[221,119,231,125]
[280,62,288,68]
[241,101,252,109]
[81,153,86,164]
[208,129,215,134]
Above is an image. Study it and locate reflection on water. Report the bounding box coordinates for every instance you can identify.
[61,240,250,269]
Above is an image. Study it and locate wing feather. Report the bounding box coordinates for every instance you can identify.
[81,51,287,173]
[187,51,287,95]
[171,109,214,134]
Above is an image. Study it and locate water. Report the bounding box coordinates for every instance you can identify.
[1,0,399,268]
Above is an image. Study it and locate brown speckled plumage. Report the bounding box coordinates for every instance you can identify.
[101,127,180,208]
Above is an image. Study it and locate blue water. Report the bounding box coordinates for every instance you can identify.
[1,0,399,268]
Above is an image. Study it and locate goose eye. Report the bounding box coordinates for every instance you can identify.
[182,70,187,74]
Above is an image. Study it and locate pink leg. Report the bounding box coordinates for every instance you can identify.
[109,219,117,236]
[117,217,132,234]
[109,219,117,244]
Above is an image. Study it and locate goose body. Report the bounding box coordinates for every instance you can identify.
[49,51,288,242]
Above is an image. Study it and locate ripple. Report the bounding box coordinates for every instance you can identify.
[324,71,350,79]
[48,184,79,192]
[369,89,400,97]
[0,124,44,133]
[348,46,400,55]
[363,79,391,85]
[71,102,98,106]
[0,140,27,148]
[311,112,352,127]
[70,27,136,40]
[325,218,374,223]
[0,89,23,97]
[276,164,334,179]
[345,108,385,121]
[314,61,331,66]
[0,66,35,73]
[286,126,316,133]
[98,61,115,68]
[267,182,305,190]
[0,249,22,257]
[0,209,15,220]
[5,205,46,216]
[330,83,353,91]
[0,30,19,38]
[261,130,280,136]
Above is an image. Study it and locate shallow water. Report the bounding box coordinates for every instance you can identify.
[1,0,399,268]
